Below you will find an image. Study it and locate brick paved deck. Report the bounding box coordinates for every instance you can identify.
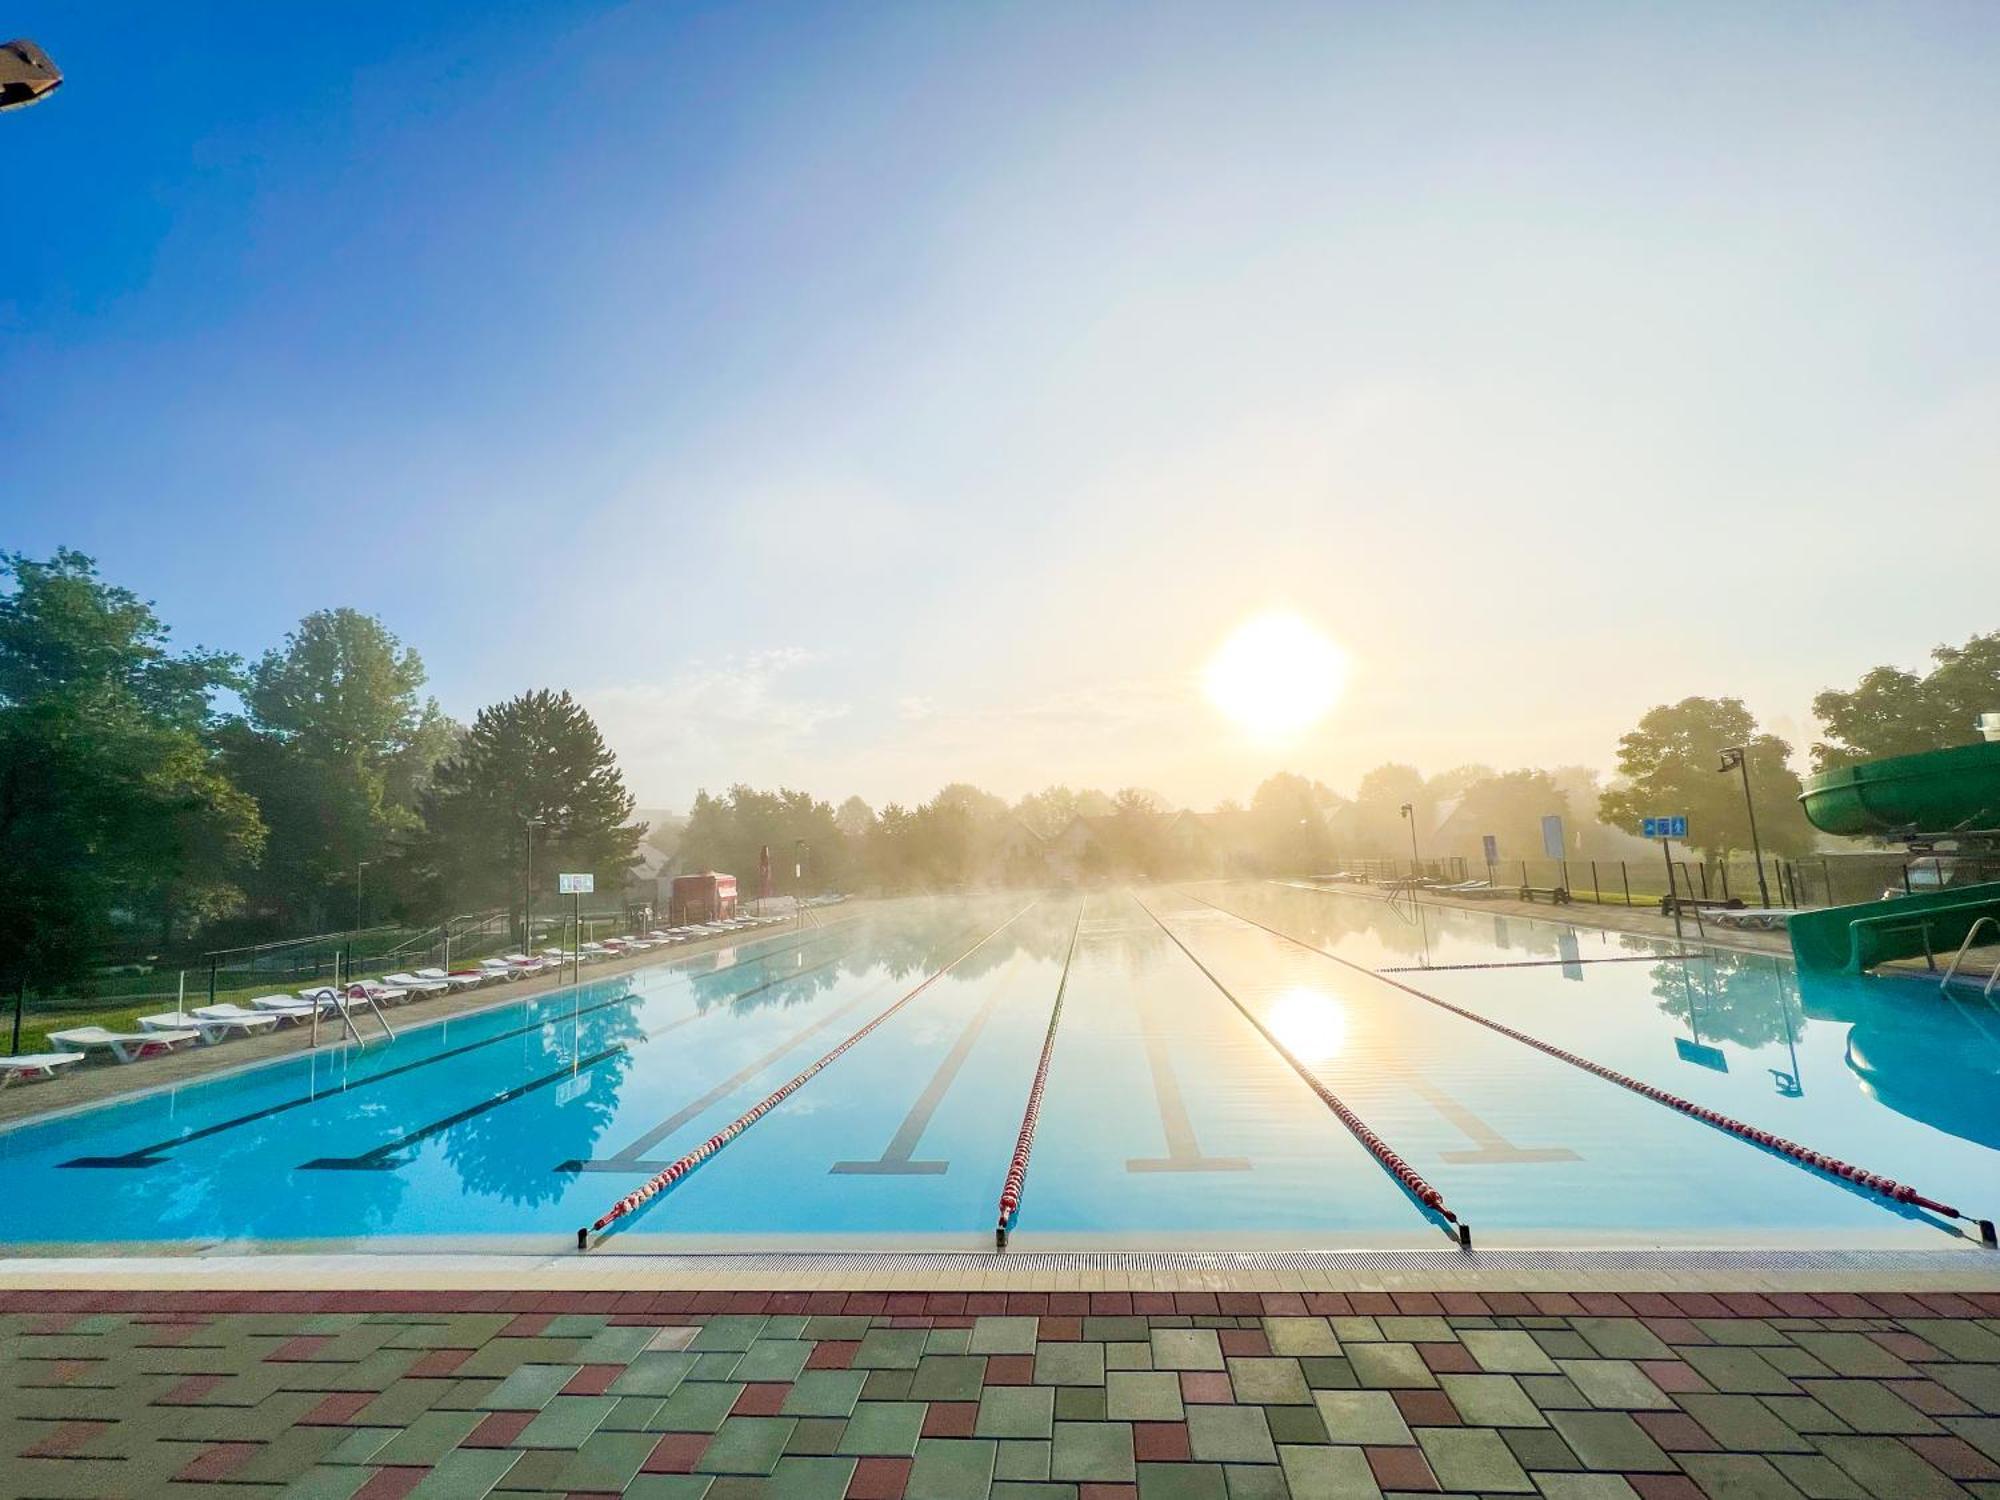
[5,1288,1998,1498]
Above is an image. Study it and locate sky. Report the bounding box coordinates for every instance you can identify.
[5,2,1997,813]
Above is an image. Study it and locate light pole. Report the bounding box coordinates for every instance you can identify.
[523,816,546,948]
[1399,803,1421,883]
[1717,747,1771,908]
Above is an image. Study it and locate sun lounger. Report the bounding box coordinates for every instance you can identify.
[346,981,409,1006]
[502,953,548,974]
[1,1053,86,1088]
[139,1010,279,1045]
[195,1001,317,1027]
[414,967,486,991]
[1708,907,1800,932]
[479,959,523,982]
[382,971,452,995]
[47,1025,199,1063]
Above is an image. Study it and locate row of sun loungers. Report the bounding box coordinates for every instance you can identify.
[4,915,793,1089]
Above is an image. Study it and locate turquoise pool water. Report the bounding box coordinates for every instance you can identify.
[1,885,1994,1250]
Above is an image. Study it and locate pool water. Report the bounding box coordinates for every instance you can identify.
[2,885,1994,1251]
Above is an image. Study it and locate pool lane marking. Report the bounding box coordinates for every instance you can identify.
[1399,1074,1579,1166]
[579,900,1042,1246]
[995,896,1086,1246]
[564,908,1026,1175]
[1185,888,1997,1245]
[1125,959,1253,1175]
[1377,955,1705,972]
[59,924,860,1170]
[1131,891,1470,1247]
[829,954,1024,1176]
[297,952,851,1170]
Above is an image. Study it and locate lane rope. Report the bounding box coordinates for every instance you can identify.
[1192,888,1997,1247]
[1132,892,1472,1248]
[577,900,1040,1249]
[995,897,1087,1249]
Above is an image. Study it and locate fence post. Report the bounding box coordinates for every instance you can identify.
[1698,863,1710,899]
[1720,863,1730,901]
[1520,859,1529,897]
[10,978,23,1054]
[1621,862,1632,907]
[208,958,217,1009]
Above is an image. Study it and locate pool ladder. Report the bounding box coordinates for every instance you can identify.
[1939,916,2000,999]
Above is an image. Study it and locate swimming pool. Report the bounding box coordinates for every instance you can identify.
[2,885,1994,1252]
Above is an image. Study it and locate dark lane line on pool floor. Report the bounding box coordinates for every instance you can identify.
[561,908,1021,1176]
[1129,890,1471,1246]
[60,924,860,1170]
[1181,887,1996,1244]
[297,952,852,1170]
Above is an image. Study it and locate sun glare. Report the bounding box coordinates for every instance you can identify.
[1267,986,1347,1065]
[1203,612,1347,739]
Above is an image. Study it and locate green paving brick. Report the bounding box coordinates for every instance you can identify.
[278,1466,372,1500]
[909,1437,998,1499]
[1264,1319,1341,1357]
[927,1328,972,1355]
[1907,1321,2000,1362]
[1546,1410,1675,1472]
[626,1477,717,1499]
[1227,1357,1310,1406]
[1277,1444,1378,1499]
[1152,1330,1225,1372]
[979,1384,1058,1439]
[1107,1342,1154,1372]
[697,1416,797,1476]
[838,1401,926,1456]
[1675,1452,1816,1500]
[783,1370,869,1418]
[1378,1317,1454,1344]
[996,1439,1051,1481]
[1107,1372,1184,1423]
[785,1416,848,1456]
[991,1486,1078,1500]
[1051,1420,1135,1481]
[1346,1343,1436,1389]
[1928,1361,2000,1412]
[1417,1425,1533,1492]
[1531,1478,1642,1500]
[1556,1360,1674,1411]
[690,1350,747,1381]
[1438,1373,1546,1428]
[514,1394,617,1448]
[1332,1317,1382,1344]
[1314,1390,1412,1446]
[1797,1378,1940,1434]
[970,1319,1041,1355]
[1300,1356,1357,1390]
[369,1409,483,1465]
[407,1447,521,1499]
[767,1455,857,1500]
[855,1329,929,1370]
[479,1364,578,1411]
[1520,1373,1591,1410]
[690,1318,768,1352]
[541,1315,609,1339]
[1264,1405,1326,1446]
[551,1430,659,1491]
[577,1326,658,1363]
[863,1369,916,1400]
[603,1395,667,1431]
[1137,1461,1229,1500]
[1053,1387,1106,1421]
[1502,1426,1581,1472]
[1461,1331,1559,1375]
[1085,1318,1151,1344]
[912,1355,990,1401]
[1186,1406,1276,1465]
[1570,1320,1673,1361]
[609,1352,699,1397]
[801,1316,872,1341]
[734,1340,814,1383]
[322,1426,400,1466]
[1679,1393,1817,1454]
[1034,1344,1106,1387]
[1790,1333,1915,1378]
[1681,1346,1800,1395]
[1768,1451,1870,1499]
[653,1380,745,1433]
[1759,1393,1856,1435]
[457,1339,578,1378]
[1221,1464,1288,1500]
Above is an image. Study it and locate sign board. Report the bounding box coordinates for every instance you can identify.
[1481,834,1498,866]
[1540,814,1566,860]
[557,872,594,895]
[1641,815,1689,840]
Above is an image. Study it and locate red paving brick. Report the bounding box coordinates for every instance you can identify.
[352,1467,428,1500]
[847,1455,913,1498]
[642,1432,711,1474]
[463,1411,536,1447]
[1179,1372,1235,1404]
[922,1401,977,1437]
[175,1441,259,1482]
[1905,1434,2000,1481]
[1365,1444,1440,1491]
[1393,1389,1461,1426]
[1133,1422,1191,1461]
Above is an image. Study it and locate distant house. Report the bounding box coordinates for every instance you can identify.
[984,818,1051,884]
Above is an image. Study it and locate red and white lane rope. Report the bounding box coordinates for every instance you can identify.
[995,898,1087,1249]
[578,901,1040,1249]
[1133,893,1472,1248]
[1196,889,1998,1247]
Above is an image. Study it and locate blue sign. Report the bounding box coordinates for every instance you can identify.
[1541,814,1567,859]
[1481,834,1498,865]
[1641,815,1689,840]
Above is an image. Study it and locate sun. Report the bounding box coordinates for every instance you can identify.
[1203,612,1347,739]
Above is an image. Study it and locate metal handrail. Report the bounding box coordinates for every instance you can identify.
[1940,915,2000,998]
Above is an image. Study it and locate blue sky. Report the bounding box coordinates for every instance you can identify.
[5,3,1997,809]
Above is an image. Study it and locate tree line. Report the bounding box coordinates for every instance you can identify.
[4,548,1992,993]
[0,551,641,995]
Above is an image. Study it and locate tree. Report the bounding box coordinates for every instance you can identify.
[0,551,263,992]
[835,795,876,841]
[226,609,456,928]
[1597,697,1811,862]
[1446,770,1571,864]
[1339,763,1430,857]
[678,785,848,895]
[1811,631,2000,770]
[1248,772,1338,873]
[408,690,642,917]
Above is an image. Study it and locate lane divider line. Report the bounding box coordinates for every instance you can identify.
[1132,892,1472,1249]
[995,896,1087,1249]
[1188,889,1997,1247]
[577,900,1042,1249]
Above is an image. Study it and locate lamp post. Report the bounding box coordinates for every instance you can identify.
[523,816,546,947]
[1717,747,1771,908]
[1399,802,1421,884]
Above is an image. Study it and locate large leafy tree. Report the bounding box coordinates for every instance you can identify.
[678,784,848,895]
[1247,772,1339,873]
[1598,696,1811,861]
[225,609,456,928]
[1811,630,2000,770]
[0,551,263,991]
[409,689,642,917]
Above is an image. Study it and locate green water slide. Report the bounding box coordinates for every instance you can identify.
[1790,740,2000,975]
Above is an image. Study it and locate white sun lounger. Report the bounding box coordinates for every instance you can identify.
[479,959,523,982]
[139,1010,279,1046]
[382,971,452,995]
[502,953,548,974]
[47,1026,199,1063]
[347,981,409,1006]
[414,967,485,991]
[195,1001,317,1027]
[1,1053,86,1088]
